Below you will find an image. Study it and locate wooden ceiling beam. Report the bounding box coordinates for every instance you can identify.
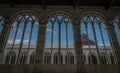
[104,0,112,10]
[74,0,80,10]
[7,0,15,8]
[42,0,46,9]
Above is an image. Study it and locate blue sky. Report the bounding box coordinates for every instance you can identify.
[45,21,74,48]
[7,20,38,47]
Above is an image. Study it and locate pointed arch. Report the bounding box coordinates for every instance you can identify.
[100,54,107,64]
[44,12,75,64]
[42,11,74,24]
[5,51,16,64]
[44,52,51,64]
[45,13,75,48]
[88,54,98,64]
[3,11,40,64]
[9,10,39,25]
[19,52,27,64]
[65,52,74,64]
[78,11,108,24]
[80,13,115,64]
[30,52,35,64]
[53,52,63,64]
[53,52,59,64]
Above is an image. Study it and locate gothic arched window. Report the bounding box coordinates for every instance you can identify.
[54,53,58,64]
[88,55,98,64]
[45,14,74,64]
[53,52,63,64]
[30,53,35,64]
[45,15,74,48]
[44,52,51,64]
[5,54,10,64]
[110,54,115,64]
[0,16,4,35]
[80,15,116,64]
[19,52,27,64]
[65,52,74,64]
[100,55,107,64]
[113,16,120,45]
[4,14,39,64]
[5,52,16,64]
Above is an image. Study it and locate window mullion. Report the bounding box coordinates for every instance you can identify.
[26,21,34,64]
[98,24,109,64]
[66,24,68,50]
[58,21,61,64]
[65,23,68,48]
[16,20,28,64]
[91,22,100,64]
[51,23,54,64]
[85,23,92,64]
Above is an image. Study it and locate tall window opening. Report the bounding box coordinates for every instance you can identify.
[5,52,16,64]
[0,16,4,35]
[44,52,51,64]
[80,15,116,64]
[45,15,75,64]
[100,55,107,64]
[65,52,74,64]
[19,53,27,64]
[3,14,39,64]
[113,16,120,46]
[54,53,59,64]
[88,55,97,64]
[110,54,115,64]
[30,53,35,64]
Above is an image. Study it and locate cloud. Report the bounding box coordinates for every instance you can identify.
[18,31,23,35]
[14,39,21,44]
[46,28,56,33]
[7,40,13,44]
[23,39,29,43]
[98,43,103,46]
[7,39,29,45]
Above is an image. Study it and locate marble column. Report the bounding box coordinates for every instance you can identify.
[35,22,46,64]
[73,23,84,73]
[107,21,120,64]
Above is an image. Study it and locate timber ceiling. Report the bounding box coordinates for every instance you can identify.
[0,0,120,10]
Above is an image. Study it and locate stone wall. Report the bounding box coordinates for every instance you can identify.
[0,64,119,73]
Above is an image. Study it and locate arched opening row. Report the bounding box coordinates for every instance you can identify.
[44,52,75,64]
[84,53,115,64]
[4,52,35,64]
[0,13,120,64]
